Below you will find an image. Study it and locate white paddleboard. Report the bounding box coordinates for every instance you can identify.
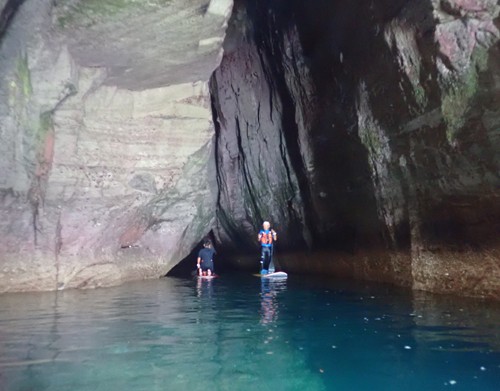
[197,275,217,280]
[260,271,288,279]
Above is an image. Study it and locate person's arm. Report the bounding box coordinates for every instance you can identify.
[197,256,202,269]
[258,231,262,242]
[271,229,277,241]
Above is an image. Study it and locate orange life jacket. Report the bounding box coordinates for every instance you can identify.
[259,230,276,246]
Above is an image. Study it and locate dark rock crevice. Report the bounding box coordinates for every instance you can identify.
[253,23,318,248]
[209,2,310,253]
[211,0,388,253]
[0,0,24,41]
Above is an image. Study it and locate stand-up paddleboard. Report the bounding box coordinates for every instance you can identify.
[197,274,217,280]
[263,271,287,279]
[192,270,218,279]
[253,271,288,279]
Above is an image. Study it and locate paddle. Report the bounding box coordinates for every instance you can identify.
[271,243,283,272]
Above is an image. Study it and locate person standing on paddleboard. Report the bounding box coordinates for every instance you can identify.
[258,221,277,274]
[197,239,216,276]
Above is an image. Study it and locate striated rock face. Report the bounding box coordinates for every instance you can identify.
[211,0,500,298]
[210,5,311,252]
[0,0,232,291]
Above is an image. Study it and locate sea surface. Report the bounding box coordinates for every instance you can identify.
[0,274,499,391]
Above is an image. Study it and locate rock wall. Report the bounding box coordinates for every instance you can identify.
[0,0,233,291]
[211,0,500,298]
[210,4,311,252]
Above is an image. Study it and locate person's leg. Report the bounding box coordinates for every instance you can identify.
[263,248,271,270]
[260,247,266,270]
[205,261,214,276]
[269,246,274,270]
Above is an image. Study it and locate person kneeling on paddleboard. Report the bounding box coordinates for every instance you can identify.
[197,239,216,276]
[258,221,277,274]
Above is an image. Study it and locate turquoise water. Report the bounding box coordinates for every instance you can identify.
[0,275,499,391]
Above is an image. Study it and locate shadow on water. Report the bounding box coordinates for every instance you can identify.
[0,275,498,391]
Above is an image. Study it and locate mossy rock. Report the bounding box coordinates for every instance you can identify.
[57,0,173,29]
[441,47,490,145]
[16,55,32,98]
[413,84,427,110]
[38,112,53,141]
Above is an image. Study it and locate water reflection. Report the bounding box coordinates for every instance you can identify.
[0,276,498,391]
[0,280,198,391]
[260,279,287,325]
[196,276,214,299]
[410,290,500,352]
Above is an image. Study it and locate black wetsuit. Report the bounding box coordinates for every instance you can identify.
[198,248,216,272]
[259,229,275,271]
[261,246,273,271]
